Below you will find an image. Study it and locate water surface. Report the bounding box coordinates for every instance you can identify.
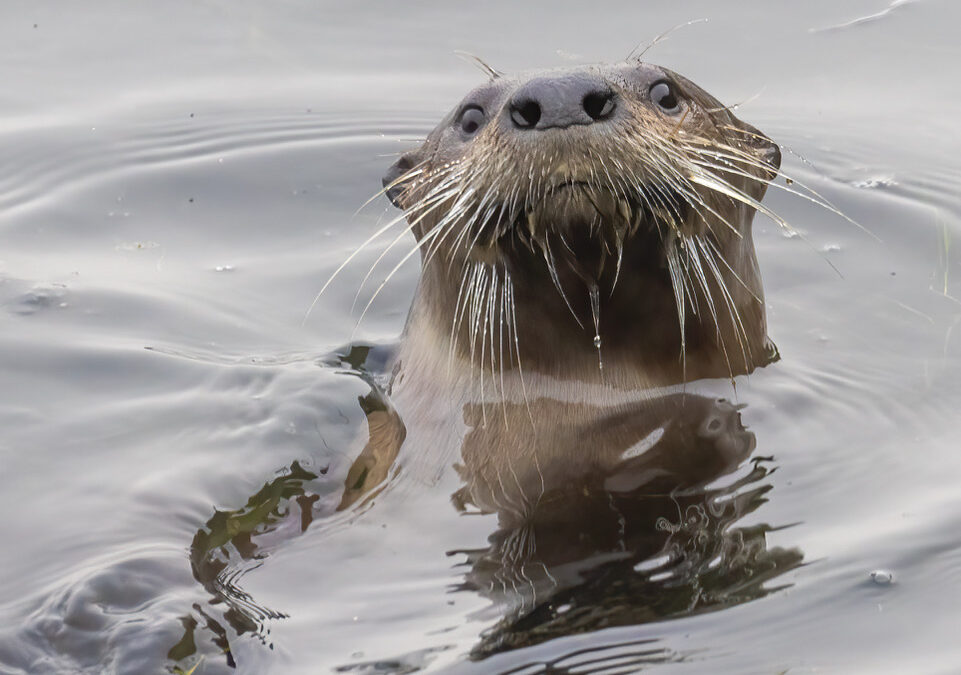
[1,1,960,673]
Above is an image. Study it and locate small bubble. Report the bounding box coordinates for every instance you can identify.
[214,264,235,272]
[822,243,841,252]
[870,569,894,585]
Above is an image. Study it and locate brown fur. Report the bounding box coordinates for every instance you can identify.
[344,61,781,514]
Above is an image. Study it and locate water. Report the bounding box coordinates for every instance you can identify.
[1,1,960,673]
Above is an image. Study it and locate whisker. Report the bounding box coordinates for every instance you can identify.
[350,225,445,338]
[627,18,709,61]
[688,170,844,278]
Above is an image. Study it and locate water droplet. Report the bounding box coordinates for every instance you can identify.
[870,569,894,585]
[214,264,235,272]
[588,283,603,371]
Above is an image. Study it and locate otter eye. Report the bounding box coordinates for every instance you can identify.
[458,105,486,136]
[650,81,680,113]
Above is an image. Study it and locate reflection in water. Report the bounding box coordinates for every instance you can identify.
[168,349,800,672]
[167,346,401,673]
[449,394,802,662]
[492,637,676,674]
[168,461,322,672]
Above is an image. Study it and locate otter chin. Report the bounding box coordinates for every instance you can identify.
[383,61,781,392]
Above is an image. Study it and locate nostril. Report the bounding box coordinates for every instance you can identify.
[583,90,615,121]
[510,99,541,129]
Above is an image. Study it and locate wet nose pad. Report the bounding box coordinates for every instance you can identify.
[508,75,616,130]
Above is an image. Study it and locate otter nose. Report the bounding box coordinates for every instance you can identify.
[508,74,615,130]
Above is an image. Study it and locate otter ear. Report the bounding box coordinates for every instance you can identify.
[382,151,420,209]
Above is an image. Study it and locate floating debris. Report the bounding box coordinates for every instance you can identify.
[851,175,897,190]
[11,282,68,315]
[116,241,159,251]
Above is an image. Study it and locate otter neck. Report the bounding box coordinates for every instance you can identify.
[402,238,771,390]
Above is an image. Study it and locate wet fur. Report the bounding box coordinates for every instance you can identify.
[383,62,782,394]
[338,61,797,511]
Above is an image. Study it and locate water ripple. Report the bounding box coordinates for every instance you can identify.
[0,110,435,219]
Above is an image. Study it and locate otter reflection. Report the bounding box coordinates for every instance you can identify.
[448,393,802,659]
[166,366,801,671]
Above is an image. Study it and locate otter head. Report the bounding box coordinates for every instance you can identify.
[384,62,781,385]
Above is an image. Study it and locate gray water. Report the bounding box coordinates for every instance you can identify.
[1,1,960,673]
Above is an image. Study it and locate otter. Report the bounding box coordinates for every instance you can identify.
[338,60,782,514]
[164,62,796,671]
